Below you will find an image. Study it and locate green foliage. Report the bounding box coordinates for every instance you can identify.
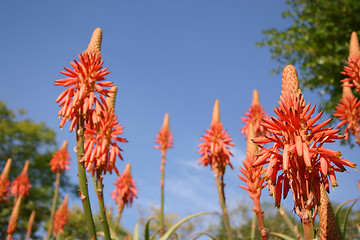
[335,197,360,239]
[257,0,360,113]
[60,205,129,239]
[0,100,75,240]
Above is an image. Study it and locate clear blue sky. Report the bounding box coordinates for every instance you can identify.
[1,0,359,236]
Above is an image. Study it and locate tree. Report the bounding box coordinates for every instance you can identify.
[257,0,360,113]
[0,100,75,239]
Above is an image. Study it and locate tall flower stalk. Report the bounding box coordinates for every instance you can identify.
[198,99,234,240]
[252,65,357,240]
[55,28,114,239]
[47,140,70,240]
[85,85,127,240]
[239,90,268,239]
[155,113,173,235]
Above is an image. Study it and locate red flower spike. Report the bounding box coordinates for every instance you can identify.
[334,86,360,142]
[112,164,138,215]
[0,158,12,202]
[239,122,267,201]
[84,106,127,175]
[50,140,71,173]
[198,100,234,175]
[11,160,31,198]
[55,50,112,131]
[241,90,269,138]
[53,195,69,235]
[252,65,357,217]
[155,113,173,151]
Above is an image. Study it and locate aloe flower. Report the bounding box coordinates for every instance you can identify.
[241,90,269,139]
[11,160,31,198]
[198,100,234,176]
[7,196,22,240]
[155,113,173,152]
[252,65,356,223]
[53,195,69,236]
[0,158,12,202]
[341,32,360,92]
[112,164,138,216]
[334,87,360,142]
[84,106,127,175]
[55,50,112,131]
[50,140,71,173]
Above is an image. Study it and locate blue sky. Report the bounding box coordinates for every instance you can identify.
[1,0,359,237]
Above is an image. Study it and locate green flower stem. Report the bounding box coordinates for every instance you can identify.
[95,172,111,240]
[250,212,256,239]
[76,118,97,240]
[160,150,166,236]
[47,171,61,240]
[214,169,233,240]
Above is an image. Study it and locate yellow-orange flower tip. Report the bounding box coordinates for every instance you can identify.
[281,65,301,97]
[1,158,12,180]
[124,163,131,173]
[87,28,102,52]
[162,113,170,130]
[252,90,260,106]
[106,85,118,109]
[211,99,221,125]
[342,86,354,98]
[22,160,30,175]
[61,140,68,150]
[350,32,360,58]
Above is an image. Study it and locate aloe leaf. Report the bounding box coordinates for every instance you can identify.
[159,212,213,240]
[191,232,216,240]
[144,217,155,240]
[269,232,297,240]
[341,197,359,239]
[133,222,140,240]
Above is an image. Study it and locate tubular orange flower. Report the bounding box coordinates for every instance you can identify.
[11,160,31,198]
[0,158,12,202]
[198,100,234,175]
[334,87,360,142]
[252,65,357,218]
[52,195,69,235]
[241,90,269,139]
[50,140,71,173]
[84,107,127,175]
[155,113,173,151]
[55,50,112,131]
[112,164,138,215]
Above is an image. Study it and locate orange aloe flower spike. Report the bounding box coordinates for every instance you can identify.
[241,90,269,139]
[198,99,234,173]
[252,65,357,219]
[7,196,22,240]
[0,158,12,202]
[52,195,69,235]
[155,113,173,151]
[87,28,102,52]
[112,164,138,215]
[50,140,71,173]
[10,160,31,198]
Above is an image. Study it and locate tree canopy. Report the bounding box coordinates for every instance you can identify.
[257,0,360,113]
[0,100,75,240]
